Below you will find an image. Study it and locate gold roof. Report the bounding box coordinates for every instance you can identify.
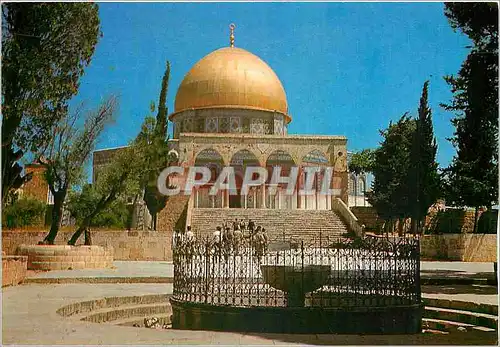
[173,47,289,118]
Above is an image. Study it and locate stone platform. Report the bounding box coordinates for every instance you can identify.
[17,244,113,270]
[2,255,27,287]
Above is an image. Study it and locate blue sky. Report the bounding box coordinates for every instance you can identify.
[73,2,471,171]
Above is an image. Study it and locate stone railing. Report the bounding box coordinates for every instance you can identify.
[331,197,364,237]
[185,193,195,230]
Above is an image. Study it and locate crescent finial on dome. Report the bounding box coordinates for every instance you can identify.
[229,23,235,47]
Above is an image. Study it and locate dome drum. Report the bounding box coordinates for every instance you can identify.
[172,108,287,138]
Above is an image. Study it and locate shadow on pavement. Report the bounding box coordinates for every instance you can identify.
[422,284,498,295]
[243,331,498,345]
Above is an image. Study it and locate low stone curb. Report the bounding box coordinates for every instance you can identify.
[23,275,493,286]
[421,277,497,286]
[24,276,173,284]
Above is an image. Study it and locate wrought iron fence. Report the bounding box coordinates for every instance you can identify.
[172,233,420,308]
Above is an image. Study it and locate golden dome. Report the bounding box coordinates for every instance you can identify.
[173,47,289,118]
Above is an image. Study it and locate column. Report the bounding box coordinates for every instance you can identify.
[261,184,266,208]
[195,188,199,208]
[225,189,229,208]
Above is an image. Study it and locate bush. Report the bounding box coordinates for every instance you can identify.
[2,197,46,228]
[90,200,130,229]
[426,209,466,234]
[477,209,498,234]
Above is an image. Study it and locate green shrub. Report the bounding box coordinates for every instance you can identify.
[477,209,498,234]
[2,197,46,228]
[426,209,465,234]
[90,200,130,229]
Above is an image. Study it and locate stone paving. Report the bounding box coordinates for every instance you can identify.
[2,260,497,345]
[25,260,494,280]
[2,282,498,345]
[27,261,174,279]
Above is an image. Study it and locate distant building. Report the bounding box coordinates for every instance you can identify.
[17,164,54,205]
[346,152,373,207]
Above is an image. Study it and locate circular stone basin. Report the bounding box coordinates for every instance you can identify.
[260,265,330,307]
[16,244,113,270]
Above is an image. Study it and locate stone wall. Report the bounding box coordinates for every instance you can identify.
[2,196,188,262]
[2,255,27,287]
[350,206,381,231]
[2,230,174,261]
[420,234,497,262]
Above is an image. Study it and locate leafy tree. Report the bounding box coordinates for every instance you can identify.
[409,81,440,234]
[444,3,498,52]
[2,197,46,228]
[67,186,130,230]
[1,3,101,203]
[37,97,116,244]
[368,115,416,234]
[442,3,498,232]
[143,62,171,230]
[67,118,157,245]
[349,149,375,176]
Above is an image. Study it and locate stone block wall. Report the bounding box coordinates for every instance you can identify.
[2,196,188,262]
[350,206,381,231]
[16,245,113,270]
[420,234,497,262]
[2,255,27,287]
[3,230,174,261]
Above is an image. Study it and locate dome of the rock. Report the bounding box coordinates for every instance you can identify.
[174,47,288,117]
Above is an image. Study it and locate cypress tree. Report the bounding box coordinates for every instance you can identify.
[144,61,171,230]
[409,81,440,234]
[442,3,498,232]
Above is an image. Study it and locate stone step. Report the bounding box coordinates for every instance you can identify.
[423,318,496,333]
[422,298,498,316]
[57,294,170,317]
[422,328,449,335]
[424,306,498,329]
[190,208,350,242]
[114,314,172,327]
[79,303,172,323]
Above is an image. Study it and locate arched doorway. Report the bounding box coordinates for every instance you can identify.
[194,148,224,208]
[266,150,296,209]
[230,149,260,208]
[301,150,330,210]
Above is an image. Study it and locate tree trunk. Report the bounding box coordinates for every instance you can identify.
[84,227,92,245]
[68,187,120,245]
[152,212,157,231]
[410,218,417,236]
[473,207,479,234]
[68,225,85,245]
[42,191,65,244]
[397,218,404,237]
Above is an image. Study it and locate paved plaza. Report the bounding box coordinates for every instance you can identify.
[24,260,494,280]
[2,260,497,345]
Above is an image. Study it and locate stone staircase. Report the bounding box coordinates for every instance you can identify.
[189,208,350,242]
[57,294,172,328]
[422,297,498,335]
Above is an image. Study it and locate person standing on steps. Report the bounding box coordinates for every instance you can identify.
[248,219,255,234]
